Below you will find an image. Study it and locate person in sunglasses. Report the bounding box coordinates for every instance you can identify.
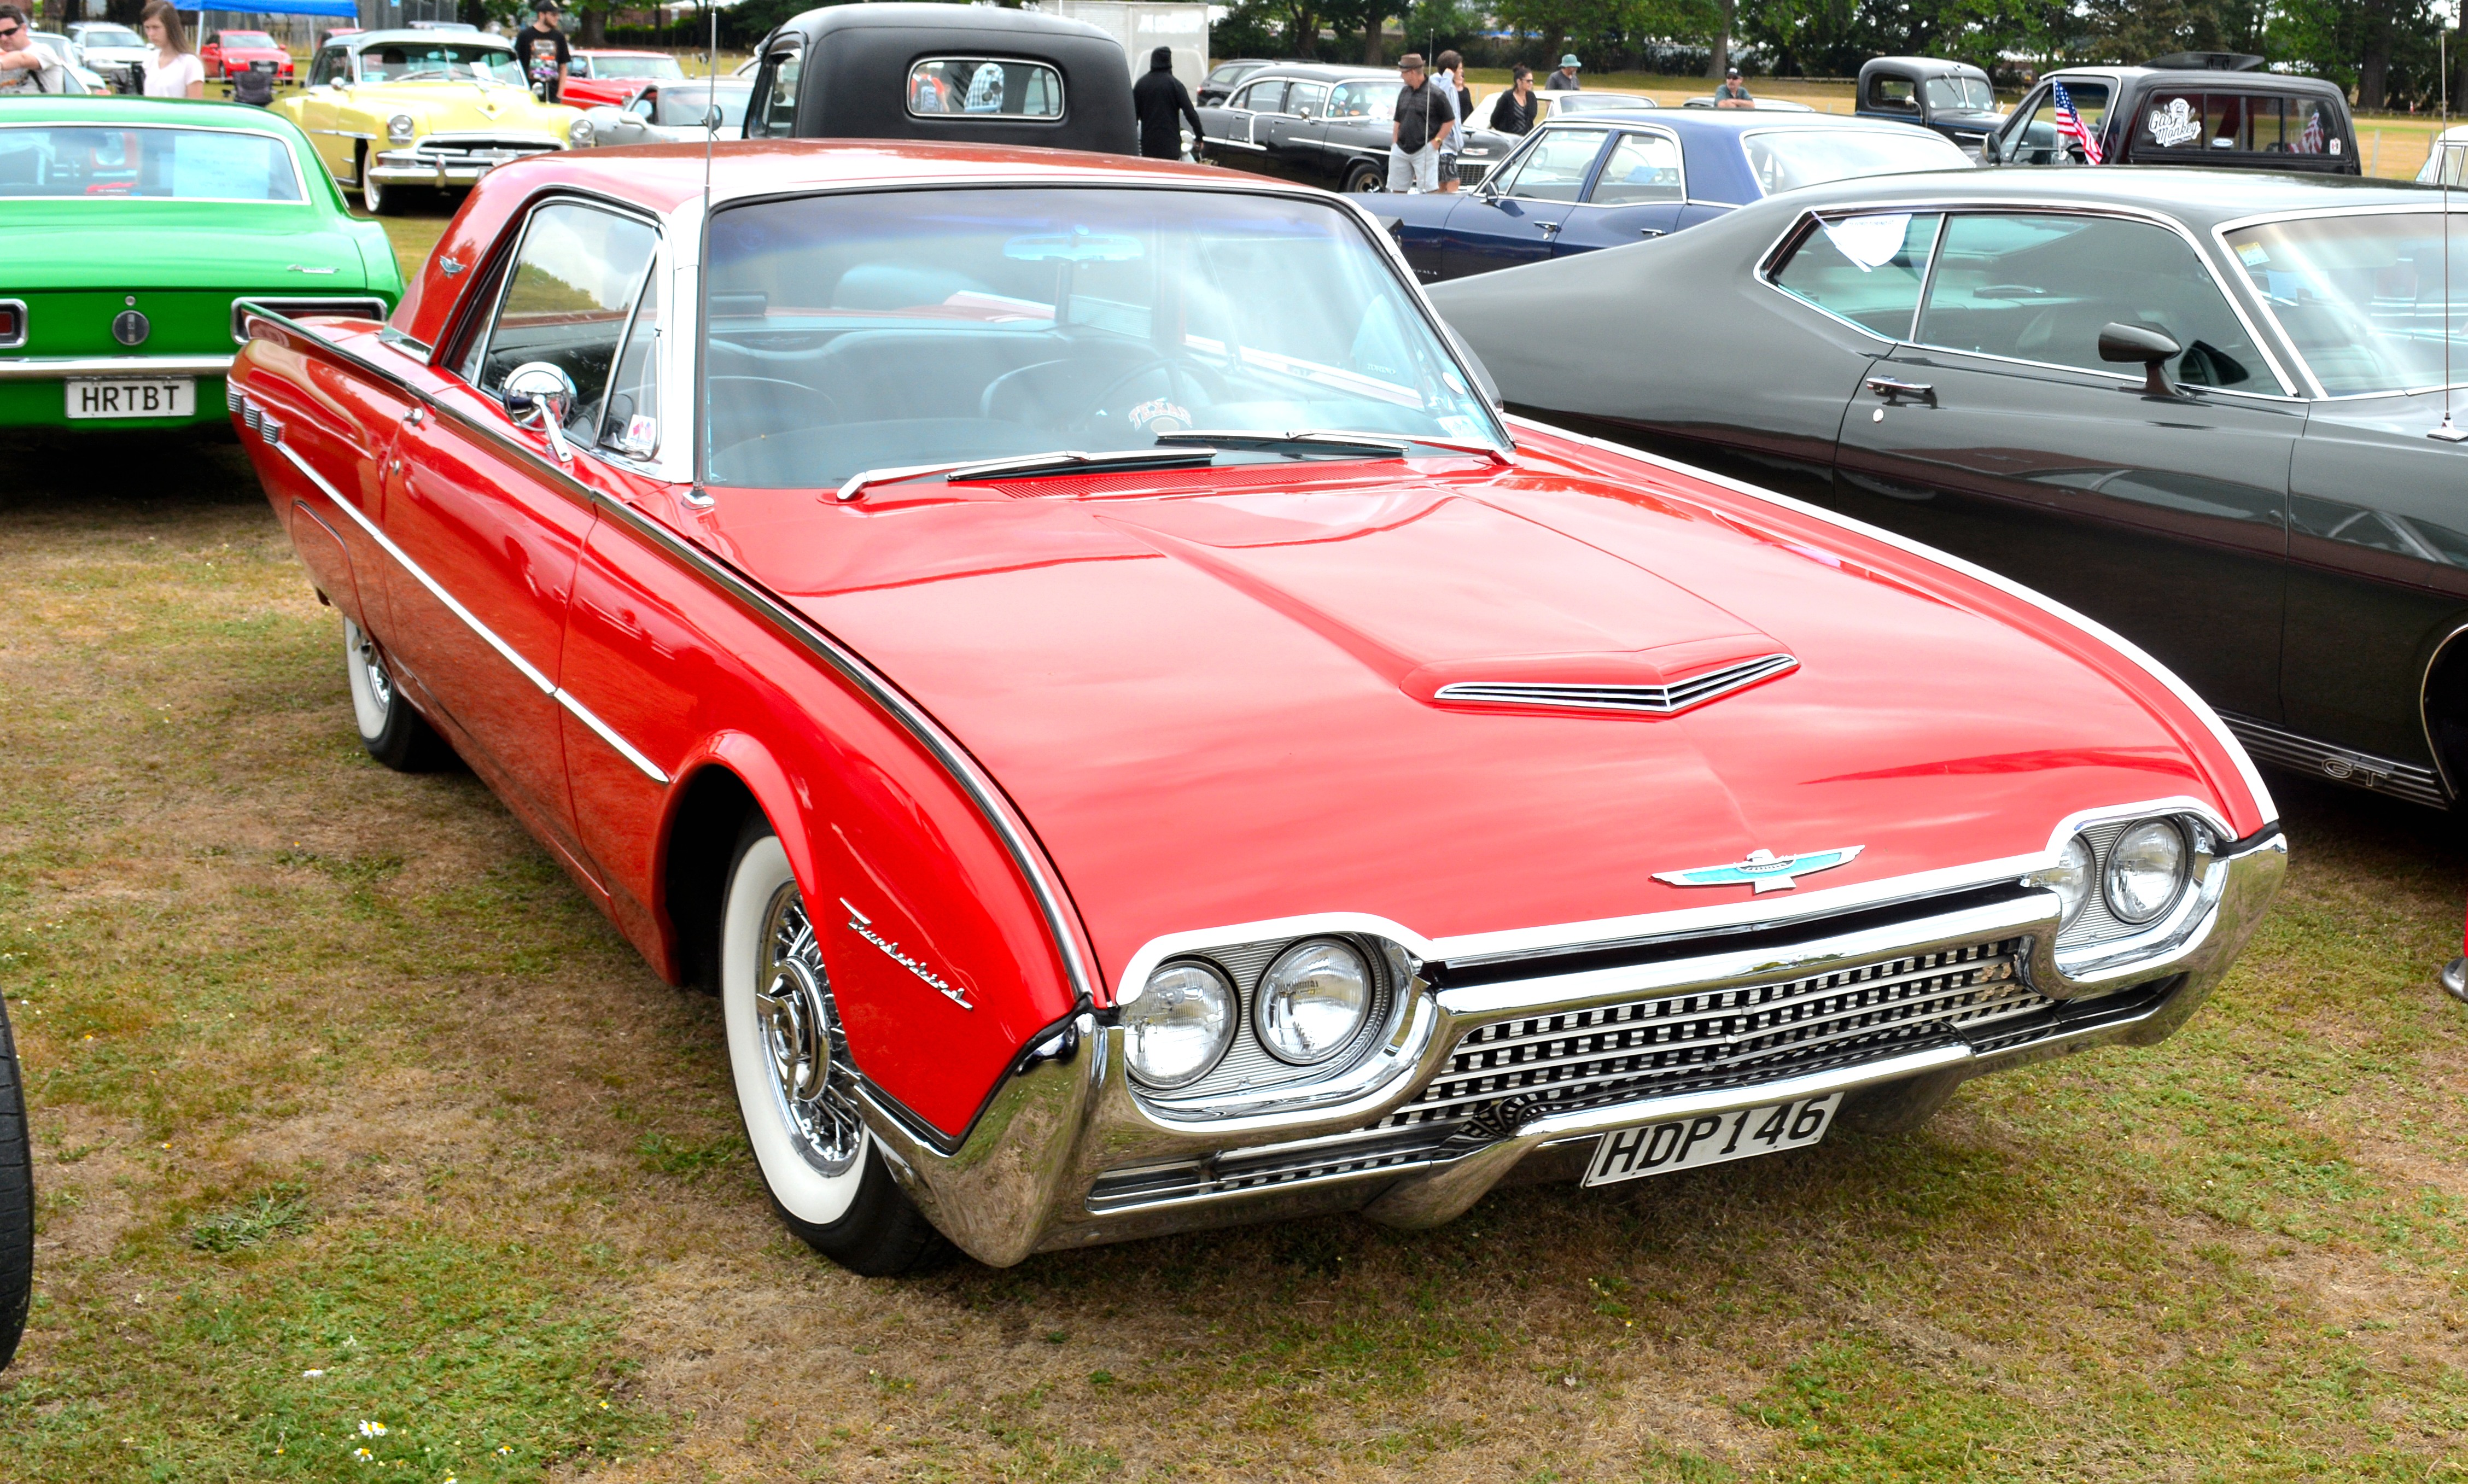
[0,4,68,94]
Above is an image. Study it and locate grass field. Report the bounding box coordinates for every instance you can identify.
[4,203,2468,1481]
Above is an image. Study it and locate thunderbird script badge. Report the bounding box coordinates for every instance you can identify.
[1654,845,1864,893]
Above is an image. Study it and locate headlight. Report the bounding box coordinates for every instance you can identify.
[2049,833,2095,929]
[567,116,594,148]
[2103,819,2189,924]
[1254,938,1373,1065]
[1124,960,1235,1089]
[386,113,415,145]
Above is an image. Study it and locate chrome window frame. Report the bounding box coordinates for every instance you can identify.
[1755,197,2304,401]
[2210,200,2468,402]
[1572,122,1687,209]
[1477,119,1613,205]
[901,55,1067,124]
[0,119,313,205]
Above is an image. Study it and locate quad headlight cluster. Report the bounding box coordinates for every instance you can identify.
[2045,816,2197,934]
[1123,937,1382,1091]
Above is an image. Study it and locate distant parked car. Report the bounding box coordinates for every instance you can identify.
[1195,56,1269,105]
[1985,55,2356,173]
[1379,110,1969,282]
[1196,62,1522,191]
[581,79,752,145]
[28,31,104,92]
[201,29,296,82]
[1682,94,1812,112]
[2417,124,2466,183]
[561,47,687,109]
[65,20,147,90]
[1856,56,2002,157]
[1459,87,1656,133]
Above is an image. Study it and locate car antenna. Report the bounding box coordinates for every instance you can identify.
[684,1,721,506]
[2437,24,2467,442]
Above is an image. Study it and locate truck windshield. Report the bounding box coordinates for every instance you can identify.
[700,188,1502,489]
[1922,76,1996,112]
[2226,212,2468,396]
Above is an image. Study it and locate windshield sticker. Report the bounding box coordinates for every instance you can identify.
[2237,242,2271,267]
[2146,97,2202,148]
[1128,398,1191,434]
[1820,214,1913,272]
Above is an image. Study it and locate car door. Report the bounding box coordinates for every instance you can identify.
[295,46,352,176]
[1207,77,1287,178]
[382,197,660,876]
[1273,80,1332,182]
[1551,127,1687,256]
[1439,125,1609,279]
[740,34,799,138]
[1829,209,2299,721]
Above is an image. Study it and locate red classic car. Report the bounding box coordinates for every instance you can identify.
[200,28,294,81]
[558,47,687,110]
[226,141,2285,1273]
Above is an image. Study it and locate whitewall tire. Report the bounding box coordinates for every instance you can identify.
[342,617,448,772]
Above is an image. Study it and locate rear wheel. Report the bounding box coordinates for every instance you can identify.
[0,995,32,1372]
[720,817,946,1275]
[1341,159,1385,193]
[344,617,451,772]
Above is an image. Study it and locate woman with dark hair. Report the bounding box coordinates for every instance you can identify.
[138,0,202,98]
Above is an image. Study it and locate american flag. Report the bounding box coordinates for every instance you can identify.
[2298,107,2325,153]
[2053,81,2103,164]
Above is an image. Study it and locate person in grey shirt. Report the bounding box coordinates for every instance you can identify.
[1545,54,1580,92]
[1712,67,1754,107]
[0,4,67,93]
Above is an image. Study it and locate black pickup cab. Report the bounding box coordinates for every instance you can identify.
[1986,55,2358,174]
[1855,56,2003,157]
[741,3,1136,154]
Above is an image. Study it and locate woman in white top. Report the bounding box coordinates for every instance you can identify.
[139,0,202,98]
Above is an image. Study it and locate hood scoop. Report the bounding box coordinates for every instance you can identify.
[1432,652,1798,717]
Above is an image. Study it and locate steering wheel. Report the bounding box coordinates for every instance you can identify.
[1072,356,1227,440]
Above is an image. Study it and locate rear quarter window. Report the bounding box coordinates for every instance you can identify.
[1767,212,1941,338]
[907,58,1063,119]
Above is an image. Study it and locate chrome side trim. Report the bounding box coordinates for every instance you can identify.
[2420,621,2468,802]
[0,353,235,381]
[2220,709,2446,809]
[238,307,1101,1012]
[1505,414,2280,825]
[267,431,670,785]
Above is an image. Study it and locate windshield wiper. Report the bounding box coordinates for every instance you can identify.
[832,446,1216,503]
[1153,429,1512,465]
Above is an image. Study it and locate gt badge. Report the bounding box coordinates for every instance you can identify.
[1653,845,1864,893]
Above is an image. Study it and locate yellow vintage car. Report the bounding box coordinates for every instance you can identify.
[276,28,594,214]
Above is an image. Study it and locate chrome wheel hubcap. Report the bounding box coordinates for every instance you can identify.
[755,884,863,1176]
[358,636,394,710]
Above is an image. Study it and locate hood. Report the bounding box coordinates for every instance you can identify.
[708,457,2251,981]
[354,80,568,129]
[2,203,367,290]
[1932,109,2004,131]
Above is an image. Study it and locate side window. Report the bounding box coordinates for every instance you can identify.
[2288,97,2336,154]
[1916,213,2263,388]
[1768,212,1941,338]
[1288,81,1328,119]
[745,44,800,138]
[1234,79,1287,114]
[599,268,660,455]
[1493,126,1608,202]
[2007,81,2109,165]
[471,202,661,442]
[1588,132,1681,206]
[905,59,1064,119]
[1327,80,1382,118]
[2136,88,2208,153]
[1868,75,1917,112]
[308,46,342,86]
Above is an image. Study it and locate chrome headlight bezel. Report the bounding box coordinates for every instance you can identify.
[385,113,415,145]
[2049,832,2096,930]
[1252,937,1375,1066]
[567,115,595,148]
[1122,957,1238,1091]
[2102,817,2191,925]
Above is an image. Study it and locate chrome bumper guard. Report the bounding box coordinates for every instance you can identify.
[856,828,2286,1266]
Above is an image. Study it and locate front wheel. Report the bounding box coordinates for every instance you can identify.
[357,148,400,215]
[720,819,946,1275]
[0,994,32,1372]
[1342,159,1386,193]
[344,617,451,771]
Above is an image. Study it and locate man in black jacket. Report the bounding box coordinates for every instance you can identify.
[512,2,569,103]
[1131,45,1203,161]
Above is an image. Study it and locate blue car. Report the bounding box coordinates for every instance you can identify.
[1382,109,1970,283]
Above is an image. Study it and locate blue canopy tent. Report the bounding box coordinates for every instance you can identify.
[171,0,362,14]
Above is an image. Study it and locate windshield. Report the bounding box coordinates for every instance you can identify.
[652,85,748,127]
[79,24,139,46]
[220,32,276,48]
[701,188,1500,488]
[593,54,682,79]
[1554,92,1655,113]
[2226,212,2468,396]
[1922,76,1996,112]
[1326,78,1399,119]
[357,43,522,84]
[0,125,304,201]
[1742,128,1970,195]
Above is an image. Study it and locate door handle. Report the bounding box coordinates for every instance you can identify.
[1537,221,1562,237]
[1638,229,1664,238]
[1865,376,1936,406]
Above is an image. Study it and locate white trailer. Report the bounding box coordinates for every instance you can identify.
[1038,1,1208,94]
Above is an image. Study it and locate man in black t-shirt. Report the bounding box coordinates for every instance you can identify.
[512,2,569,103]
[1388,52,1451,192]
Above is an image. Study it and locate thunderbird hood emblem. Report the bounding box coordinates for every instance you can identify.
[1654,845,1863,893]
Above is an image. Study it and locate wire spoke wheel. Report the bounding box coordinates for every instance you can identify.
[754,886,864,1176]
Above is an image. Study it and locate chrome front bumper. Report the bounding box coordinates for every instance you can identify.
[371,142,561,188]
[856,827,2286,1266]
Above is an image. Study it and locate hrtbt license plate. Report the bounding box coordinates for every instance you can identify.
[66,378,194,419]
[1583,1092,1841,1187]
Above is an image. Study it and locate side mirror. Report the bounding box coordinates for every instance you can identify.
[503,360,578,462]
[2099,322,2182,398]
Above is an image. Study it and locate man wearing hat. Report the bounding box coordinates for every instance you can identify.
[1544,54,1580,91]
[1712,65,1754,108]
[514,1,570,104]
[1388,52,1451,194]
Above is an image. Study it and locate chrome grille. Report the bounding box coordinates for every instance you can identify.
[1434,653,1797,715]
[1392,937,2039,1130]
[401,135,562,164]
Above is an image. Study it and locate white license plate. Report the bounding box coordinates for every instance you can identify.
[1583,1092,1841,1187]
[66,378,195,419]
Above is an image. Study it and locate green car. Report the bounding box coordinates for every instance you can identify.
[0,97,402,431]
